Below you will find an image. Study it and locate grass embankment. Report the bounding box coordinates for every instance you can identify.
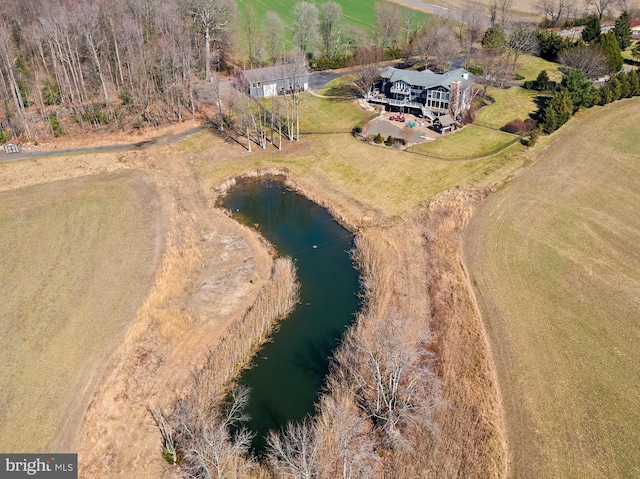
[409,125,519,159]
[0,171,161,452]
[464,98,640,478]
[514,54,563,82]
[476,86,547,127]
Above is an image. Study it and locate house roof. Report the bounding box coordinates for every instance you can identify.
[380,66,471,90]
[630,20,640,28]
[242,63,309,84]
[438,114,455,127]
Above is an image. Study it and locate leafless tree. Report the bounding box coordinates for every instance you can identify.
[536,0,570,27]
[316,387,380,479]
[189,0,237,81]
[242,4,261,68]
[507,22,539,70]
[351,47,382,97]
[335,312,442,448]
[167,384,254,479]
[267,418,320,479]
[414,23,460,72]
[458,5,488,50]
[265,12,287,64]
[293,2,319,55]
[558,45,609,78]
[374,2,403,49]
[473,48,512,97]
[590,0,614,18]
[319,1,343,59]
[280,54,307,142]
[0,21,30,138]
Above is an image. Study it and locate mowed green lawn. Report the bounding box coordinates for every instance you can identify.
[476,86,547,128]
[0,171,161,451]
[410,125,518,159]
[464,98,640,478]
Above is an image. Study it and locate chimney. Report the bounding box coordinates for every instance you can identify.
[449,80,461,117]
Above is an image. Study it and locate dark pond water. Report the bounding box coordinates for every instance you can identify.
[221,177,360,449]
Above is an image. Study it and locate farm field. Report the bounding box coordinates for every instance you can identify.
[464,98,640,478]
[235,0,428,40]
[0,171,162,452]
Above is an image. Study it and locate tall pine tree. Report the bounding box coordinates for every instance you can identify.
[614,11,631,51]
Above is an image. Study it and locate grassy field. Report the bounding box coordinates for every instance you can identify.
[0,171,161,452]
[464,98,640,478]
[476,86,548,127]
[235,0,428,40]
[409,125,519,159]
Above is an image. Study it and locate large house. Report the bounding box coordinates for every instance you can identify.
[235,63,309,99]
[368,66,474,120]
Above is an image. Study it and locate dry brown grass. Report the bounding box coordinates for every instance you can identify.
[464,98,640,478]
[400,188,507,478]
[0,170,162,453]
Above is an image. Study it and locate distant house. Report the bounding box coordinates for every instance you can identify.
[4,141,21,154]
[631,20,640,38]
[235,63,310,99]
[368,66,474,121]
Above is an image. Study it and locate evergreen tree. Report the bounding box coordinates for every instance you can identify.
[614,11,631,51]
[582,16,601,43]
[561,69,595,108]
[596,32,623,73]
[537,31,570,62]
[482,25,506,49]
[617,73,631,98]
[598,84,614,105]
[542,89,573,133]
[628,70,640,96]
[607,75,622,100]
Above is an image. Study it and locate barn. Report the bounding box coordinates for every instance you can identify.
[235,63,310,99]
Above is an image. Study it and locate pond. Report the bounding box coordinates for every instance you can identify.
[221,177,360,449]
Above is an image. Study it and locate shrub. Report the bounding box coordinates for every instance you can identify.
[461,106,476,125]
[0,128,10,144]
[48,112,64,137]
[374,133,384,144]
[353,124,363,134]
[385,135,394,146]
[524,70,557,91]
[522,126,541,146]
[82,106,109,126]
[41,79,61,106]
[311,55,350,70]
[514,73,525,81]
[502,118,537,135]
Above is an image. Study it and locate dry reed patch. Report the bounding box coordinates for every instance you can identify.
[0,171,162,453]
[464,98,640,478]
[402,187,507,479]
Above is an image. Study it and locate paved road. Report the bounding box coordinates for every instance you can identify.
[0,125,206,163]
